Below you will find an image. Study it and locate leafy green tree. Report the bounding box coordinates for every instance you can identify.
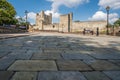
[0,0,17,25]
[114,18,120,27]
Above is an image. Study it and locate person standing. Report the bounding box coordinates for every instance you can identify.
[83,28,86,35]
[96,27,99,36]
[91,30,94,35]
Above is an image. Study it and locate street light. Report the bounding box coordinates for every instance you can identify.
[62,24,64,33]
[106,6,110,35]
[25,10,28,31]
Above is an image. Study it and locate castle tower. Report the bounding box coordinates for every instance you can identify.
[41,10,44,18]
[60,13,73,32]
[68,13,73,32]
[36,13,39,26]
[49,13,52,24]
[35,10,53,30]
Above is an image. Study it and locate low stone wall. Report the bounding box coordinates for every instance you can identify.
[30,24,59,32]
[0,27,25,33]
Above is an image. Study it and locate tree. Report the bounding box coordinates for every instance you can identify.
[114,18,120,27]
[0,0,17,25]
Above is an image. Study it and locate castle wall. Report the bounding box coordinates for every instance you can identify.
[72,21,107,32]
[43,24,59,31]
[69,13,73,32]
[32,10,107,33]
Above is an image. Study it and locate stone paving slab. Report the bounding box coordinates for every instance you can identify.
[57,60,92,71]
[43,48,63,53]
[84,43,101,47]
[0,32,120,80]
[42,47,69,50]
[6,52,33,60]
[11,50,27,54]
[26,49,43,54]
[38,71,87,80]
[8,60,57,71]
[83,71,111,80]
[7,44,23,47]
[0,50,10,58]
[64,50,91,54]
[109,60,120,66]
[61,53,94,60]
[83,59,97,65]
[0,46,15,51]
[11,72,37,80]
[103,71,120,80]
[89,53,120,59]
[0,71,14,80]
[56,43,71,48]
[0,57,15,70]
[79,45,97,51]
[89,60,120,71]
[31,53,62,60]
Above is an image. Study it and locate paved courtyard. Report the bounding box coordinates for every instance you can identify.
[0,32,120,80]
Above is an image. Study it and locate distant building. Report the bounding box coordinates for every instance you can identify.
[29,10,107,33]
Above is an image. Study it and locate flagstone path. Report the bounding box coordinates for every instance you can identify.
[0,32,120,80]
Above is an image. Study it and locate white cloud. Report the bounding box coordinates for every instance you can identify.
[88,11,106,21]
[47,0,89,12]
[22,12,36,24]
[45,10,60,23]
[21,0,89,24]
[98,0,120,9]
[109,13,119,23]
[30,22,35,25]
[46,0,89,23]
[88,11,119,24]
[45,10,60,18]
[15,16,21,19]
[27,12,36,20]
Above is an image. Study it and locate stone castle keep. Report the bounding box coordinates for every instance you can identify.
[29,10,107,33]
[36,11,52,30]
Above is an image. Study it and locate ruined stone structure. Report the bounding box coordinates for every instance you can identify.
[35,10,52,30]
[29,10,107,33]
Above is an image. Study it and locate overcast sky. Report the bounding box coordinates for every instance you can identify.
[8,0,120,24]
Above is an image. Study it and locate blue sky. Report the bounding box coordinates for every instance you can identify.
[8,0,120,24]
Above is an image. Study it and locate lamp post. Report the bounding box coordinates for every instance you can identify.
[106,6,110,35]
[62,24,64,33]
[25,10,28,31]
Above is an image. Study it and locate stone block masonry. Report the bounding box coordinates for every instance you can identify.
[30,10,107,33]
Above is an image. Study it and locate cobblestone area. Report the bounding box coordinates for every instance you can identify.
[0,32,120,80]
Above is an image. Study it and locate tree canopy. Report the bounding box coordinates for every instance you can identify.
[114,18,120,27]
[0,0,17,25]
